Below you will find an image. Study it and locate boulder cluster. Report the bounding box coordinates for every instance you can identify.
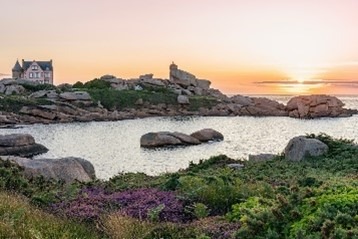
[0,134,48,157]
[286,95,355,118]
[140,128,224,148]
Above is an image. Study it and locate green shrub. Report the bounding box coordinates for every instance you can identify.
[72,81,84,88]
[0,95,53,112]
[20,83,58,92]
[87,88,177,110]
[0,159,81,206]
[188,95,219,111]
[83,78,111,89]
[177,171,243,215]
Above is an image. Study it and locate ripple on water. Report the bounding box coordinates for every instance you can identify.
[0,114,357,179]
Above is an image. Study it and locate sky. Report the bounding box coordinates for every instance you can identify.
[1,0,358,95]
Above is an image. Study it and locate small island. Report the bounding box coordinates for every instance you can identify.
[0,63,356,126]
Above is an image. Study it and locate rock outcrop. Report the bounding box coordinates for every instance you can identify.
[140,129,222,148]
[59,91,92,101]
[0,79,26,95]
[284,136,328,161]
[177,95,190,104]
[29,90,59,99]
[1,156,95,183]
[0,134,48,157]
[287,95,352,118]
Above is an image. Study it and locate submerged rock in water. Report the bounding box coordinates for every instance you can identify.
[0,134,48,157]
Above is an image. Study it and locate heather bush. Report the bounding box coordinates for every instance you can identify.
[112,188,187,223]
[52,187,187,223]
[51,187,113,222]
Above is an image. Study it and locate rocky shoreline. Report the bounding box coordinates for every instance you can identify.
[0,64,356,125]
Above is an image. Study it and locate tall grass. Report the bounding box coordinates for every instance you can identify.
[0,191,102,239]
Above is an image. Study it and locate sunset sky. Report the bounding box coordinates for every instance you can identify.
[1,0,358,95]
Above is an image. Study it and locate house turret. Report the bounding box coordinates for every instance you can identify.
[12,60,23,79]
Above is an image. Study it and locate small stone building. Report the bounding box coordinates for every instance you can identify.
[12,59,54,84]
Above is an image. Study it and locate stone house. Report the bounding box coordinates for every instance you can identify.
[12,59,54,84]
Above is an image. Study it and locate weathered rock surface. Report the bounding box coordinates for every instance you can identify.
[0,80,26,95]
[140,132,201,148]
[141,132,184,148]
[1,156,95,183]
[59,91,92,101]
[284,136,328,161]
[227,163,245,170]
[29,90,58,99]
[190,128,224,142]
[0,134,48,157]
[177,95,190,104]
[287,95,351,118]
[140,129,221,148]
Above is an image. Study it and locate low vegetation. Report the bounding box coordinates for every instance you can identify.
[20,83,58,92]
[87,88,178,110]
[0,191,101,239]
[0,95,53,113]
[0,134,357,238]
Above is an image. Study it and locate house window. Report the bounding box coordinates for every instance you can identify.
[45,72,50,77]
[29,73,33,78]
[31,65,38,70]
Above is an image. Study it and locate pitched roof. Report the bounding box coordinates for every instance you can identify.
[22,60,53,71]
[12,60,22,71]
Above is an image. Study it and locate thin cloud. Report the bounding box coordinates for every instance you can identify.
[332,61,358,67]
[255,79,358,86]
[0,73,10,77]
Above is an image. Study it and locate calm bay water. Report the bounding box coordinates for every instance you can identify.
[1,95,358,179]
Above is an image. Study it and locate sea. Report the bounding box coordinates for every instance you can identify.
[1,95,358,179]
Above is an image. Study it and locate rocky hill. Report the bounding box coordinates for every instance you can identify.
[0,64,356,125]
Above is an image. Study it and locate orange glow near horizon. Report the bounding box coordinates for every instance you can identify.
[1,0,358,95]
